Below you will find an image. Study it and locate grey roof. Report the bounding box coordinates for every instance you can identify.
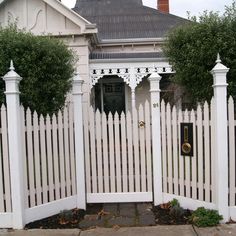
[89,52,164,60]
[73,0,188,42]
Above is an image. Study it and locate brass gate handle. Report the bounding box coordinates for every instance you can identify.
[182,142,191,154]
[138,121,145,128]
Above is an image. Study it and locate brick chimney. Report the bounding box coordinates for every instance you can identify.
[158,0,169,13]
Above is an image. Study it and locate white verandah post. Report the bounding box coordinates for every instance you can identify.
[149,72,163,205]
[73,73,86,210]
[3,61,25,229]
[211,54,229,222]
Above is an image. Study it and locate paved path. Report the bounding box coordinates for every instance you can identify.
[79,203,155,229]
[1,225,236,236]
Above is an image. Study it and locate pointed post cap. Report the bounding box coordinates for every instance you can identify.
[216,53,221,63]
[211,53,229,74]
[148,71,162,82]
[3,60,22,82]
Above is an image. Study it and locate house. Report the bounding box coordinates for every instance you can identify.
[0,0,188,114]
[0,1,234,229]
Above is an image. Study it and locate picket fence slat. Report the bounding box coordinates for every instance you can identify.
[139,105,146,192]
[229,97,235,206]
[133,108,140,192]
[21,107,29,208]
[26,109,35,207]
[178,109,184,196]
[172,106,178,195]
[64,107,71,197]
[0,127,4,212]
[46,115,54,202]
[102,112,109,193]
[69,105,76,196]
[145,101,152,192]
[89,107,97,193]
[33,111,42,205]
[96,110,103,193]
[161,101,167,193]
[108,113,116,192]
[84,105,91,194]
[1,105,11,212]
[210,98,215,203]
[127,112,134,192]
[52,114,60,200]
[114,112,122,193]
[58,111,66,198]
[121,112,128,192]
[166,104,173,194]
[204,102,210,202]
[40,115,48,203]
[197,105,204,201]
[190,110,197,200]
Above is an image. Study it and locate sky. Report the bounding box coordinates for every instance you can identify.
[61,0,233,19]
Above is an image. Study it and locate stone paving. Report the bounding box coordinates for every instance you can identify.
[79,203,155,229]
[1,225,236,236]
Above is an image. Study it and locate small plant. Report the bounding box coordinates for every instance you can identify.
[189,207,223,227]
[169,199,185,220]
[170,198,180,208]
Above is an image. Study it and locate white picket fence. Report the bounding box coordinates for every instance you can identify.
[160,100,214,203]
[0,57,235,228]
[84,103,153,203]
[21,105,76,208]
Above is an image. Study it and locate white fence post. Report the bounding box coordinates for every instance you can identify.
[73,72,86,209]
[211,54,229,222]
[149,72,163,205]
[3,61,24,229]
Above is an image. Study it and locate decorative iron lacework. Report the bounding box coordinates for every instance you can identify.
[90,66,174,89]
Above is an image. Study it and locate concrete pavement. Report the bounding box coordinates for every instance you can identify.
[1,225,236,236]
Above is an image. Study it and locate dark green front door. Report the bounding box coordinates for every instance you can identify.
[95,81,125,115]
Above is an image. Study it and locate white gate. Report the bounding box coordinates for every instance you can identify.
[83,102,153,203]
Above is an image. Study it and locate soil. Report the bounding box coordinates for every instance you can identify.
[153,203,192,225]
[25,202,192,229]
[25,208,86,229]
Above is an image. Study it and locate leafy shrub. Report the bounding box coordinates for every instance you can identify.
[164,1,236,104]
[0,25,75,115]
[189,207,223,227]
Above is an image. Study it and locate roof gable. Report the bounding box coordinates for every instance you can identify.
[0,0,97,36]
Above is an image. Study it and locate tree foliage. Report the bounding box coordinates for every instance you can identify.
[0,26,75,115]
[164,1,236,103]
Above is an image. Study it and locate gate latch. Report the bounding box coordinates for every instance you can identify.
[138,121,145,128]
